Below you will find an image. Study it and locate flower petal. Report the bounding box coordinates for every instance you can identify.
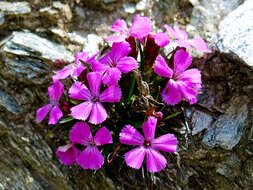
[111,41,131,60]
[146,148,167,172]
[130,14,152,40]
[69,81,91,100]
[77,146,104,170]
[179,82,199,104]
[116,56,138,73]
[173,25,188,40]
[75,52,89,65]
[48,80,64,102]
[110,19,128,33]
[71,101,92,121]
[99,85,122,103]
[102,67,121,85]
[164,24,178,39]
[106,35,127,43]
[69,122,92,145]
[152,134,178,153]
[142,116,157,141]
[72,65,86,77]
[91,60,109,72]
[56,144,79,165]
[48,106,63,124]
[94,127,113,146]
[162,80,182,105]
[175,39,192,49]
[36,104,52,122]
[120,125,144,145]
[153,32,170,47]
[87,72,102,97]
[89,102,107,125]
[173,49,192,76]
[189,38,211,53]
[124,146,146,169]
[154,55,173,78]
[52,65,73,81]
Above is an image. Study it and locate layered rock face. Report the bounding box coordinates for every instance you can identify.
[0,0,252,189]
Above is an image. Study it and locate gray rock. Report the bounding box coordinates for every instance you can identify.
[0,1,31,16]
[0,12,4,26]
[0,90,22,115]
[0,31,74,84]
[212,0,253,67]
[202,96,249,150]
[190,0,243,38]
[191,110,213,135]
[82,34,104,55]
[1,31,74,63]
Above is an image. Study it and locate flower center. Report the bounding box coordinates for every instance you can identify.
[50,98,58,106]
[144,140,151,148]
[88,140,96,147]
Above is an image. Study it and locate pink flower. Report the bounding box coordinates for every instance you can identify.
[106,14,152,43]
[52,51,99,81]
[143,32,170,68]
[69,72,122,125]
[120,117,177,172]
[91,42,138,85]
[164,24,211,53]
[154,49,202,105]
[70,122,112,170]
[56,144,79,165]
[36,80,64,124]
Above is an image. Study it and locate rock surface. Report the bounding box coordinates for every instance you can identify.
[212,0,253,67]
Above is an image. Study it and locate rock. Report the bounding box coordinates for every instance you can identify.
[190,0,243,38]
[0,119,74,190]
[136,0,149,11]
[216,153,241,179]
[123,3,136,14]
[0,31,74,84]
[1,31,74,63]
[202,96,249,150]
[191,110,213,135]
[82,34,104,55]
[0,1,31,16]
[0,90,22,115]
[212,0,253,68]
[39,2,72,24]
[0,11,4,26]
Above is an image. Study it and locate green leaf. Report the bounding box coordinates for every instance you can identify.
[164,112,181,120]
[59,116,74,124]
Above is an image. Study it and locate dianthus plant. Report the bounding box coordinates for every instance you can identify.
[36,14,211,174]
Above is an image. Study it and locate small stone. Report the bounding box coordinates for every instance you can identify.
[123,3,136,14]
[0,12,4,26]
[0,90,22,115]
[82,34,104,55]
[0,1,31,16]
[191,110,213,135]
[136,0,149,11]
[202,96,249,150]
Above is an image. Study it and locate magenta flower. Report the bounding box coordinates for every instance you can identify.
[106,14,152,43]
[70,122,112,170]
[53,51,99,81]
[120,117,177,172]
[91,42,138,85]
[164,24,211,53]
[36,80,64,124]
[154,49,202,105]
[69,72,122,125]
[56,144,79,165]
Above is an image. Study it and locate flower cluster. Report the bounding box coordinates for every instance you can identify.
[36,15,210,172]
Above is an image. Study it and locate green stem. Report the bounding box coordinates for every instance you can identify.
[127,73,136,103]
